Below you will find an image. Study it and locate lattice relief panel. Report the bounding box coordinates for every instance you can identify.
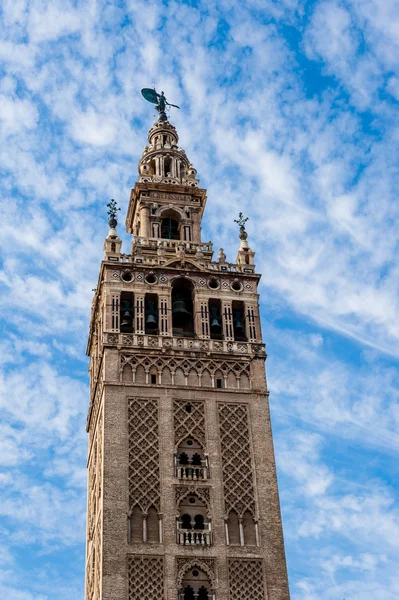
[174,400,206,448]
[128,556,164,600]
[218,403,256,518]
[85,409,103,600]
[228,559,266,600]
[128,398,161,513]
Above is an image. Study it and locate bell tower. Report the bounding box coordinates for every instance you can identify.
[85,106,290,600]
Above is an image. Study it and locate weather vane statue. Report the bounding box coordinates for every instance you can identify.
[107,198,120,228]
[141,87,180,121]
[234,212,249,240]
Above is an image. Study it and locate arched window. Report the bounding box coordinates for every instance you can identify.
[164,156,171,176]
[130,506,142,543]
[147,507,159,543]
[183,586,195,600]
[194,514,205,530]
[198,586,209,600]
[181,568,212,600]
[227,510,240,545]
[191,452,202,466]
[178,494,211,545]
[181,513,192,530]
[179,451,189,465]
[243,510,257,545]
[176,438,207,480]
[161,217,179,239]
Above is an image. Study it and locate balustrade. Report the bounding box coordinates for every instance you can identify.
[176,462,208,481]
[178,594,215,600]
[179,592,216,600]
[177,526,212,546]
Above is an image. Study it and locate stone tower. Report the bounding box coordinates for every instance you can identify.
[85,113,290,600]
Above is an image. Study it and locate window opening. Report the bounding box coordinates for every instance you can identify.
[161,217,179,239]
[179,452,189,465]
[181,514,192,530]
[151,373,157,385]
[216,378,223,389]
[164,157,172,176]
[183,586,195,600]
[194,514,205,529]
[198,586,209,600]
[191,453,202,466]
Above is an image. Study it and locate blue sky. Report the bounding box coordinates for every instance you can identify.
[0,0,398,598]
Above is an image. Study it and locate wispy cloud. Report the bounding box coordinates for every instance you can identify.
[0,0,398,598]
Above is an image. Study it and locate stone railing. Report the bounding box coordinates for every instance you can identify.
[134,237,213,254]
[179,594,215,600]
[103,332,266,357]
[176,463,208,481]
[106,248,256,273]
[177,525,212,546]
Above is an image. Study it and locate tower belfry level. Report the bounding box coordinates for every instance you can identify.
[85,111,290,600]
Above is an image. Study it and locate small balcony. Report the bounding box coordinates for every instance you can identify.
[175,449,209,481]
[177,518,212,546]
[176,463,208,481]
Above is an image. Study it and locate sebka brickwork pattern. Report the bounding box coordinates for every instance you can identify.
[228,559,265,600]
[128,398,161,514]
[128,555,164,600]
[218,403,256,518]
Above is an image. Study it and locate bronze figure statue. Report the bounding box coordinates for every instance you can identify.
[141,88,180,121]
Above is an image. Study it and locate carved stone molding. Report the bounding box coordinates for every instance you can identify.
[176,557,215,588]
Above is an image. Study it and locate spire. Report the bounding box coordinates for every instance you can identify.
[104,199,122,258]
[138,87,198,187]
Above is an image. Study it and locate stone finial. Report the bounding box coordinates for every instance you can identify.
[104,199,122,257]
[218,248,227,263]
[234,213,255,268]
[107,198,120,228]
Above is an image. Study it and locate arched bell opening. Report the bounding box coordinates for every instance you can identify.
[145,293,158,334]
[208,299,223,340]
[177,494,211,546]
[160,209,181,240]
[232,300,247,341]
[175,438,208,480]
[120,292,134,333]
[172,278,195,337]
[179,568,213,600]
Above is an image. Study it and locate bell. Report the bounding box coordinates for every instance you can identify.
[172,297,191,325]
[233,311,245,336]
[121,310,132,329]
[209,307,222,334]
[145,301,158,329]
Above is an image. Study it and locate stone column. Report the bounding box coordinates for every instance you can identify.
[140,205,150,238]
